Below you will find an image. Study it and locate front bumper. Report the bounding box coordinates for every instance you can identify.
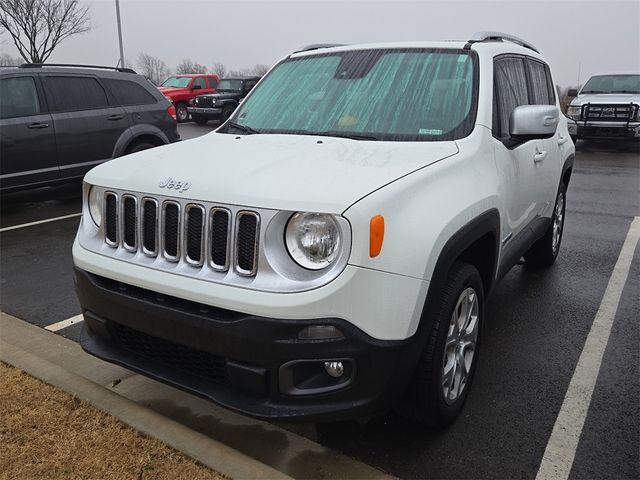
[74,267,423,421]
[187,106,223,118]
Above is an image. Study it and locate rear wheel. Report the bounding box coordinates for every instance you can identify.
[176,102,189,122]
[524,183,566,266]
[126,142,156,155]
[402,262,484,428]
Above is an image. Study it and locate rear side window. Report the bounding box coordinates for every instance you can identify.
[493,56,528,138]
[0,77,41,119]
[207,76,219,88]
[102,78,157,106]
[45,76,109,112]
[528,60,554,105]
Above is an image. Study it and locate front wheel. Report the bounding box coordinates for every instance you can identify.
[524,182,566,266]
[221,105,235,121]
[402,262,484,428]
[175,103,189,123]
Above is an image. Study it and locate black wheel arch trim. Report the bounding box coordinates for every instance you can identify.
[112,125,169,158]
[561,153,575,187]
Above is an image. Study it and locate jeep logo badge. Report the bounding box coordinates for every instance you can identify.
[159,177,191,193]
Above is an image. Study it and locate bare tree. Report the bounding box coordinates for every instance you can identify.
[0,0,90,63]
[0,51,21,65]
[249,63,270,76]
[175,58,207,74]
[137,52,169,85]
[211,61,227,79]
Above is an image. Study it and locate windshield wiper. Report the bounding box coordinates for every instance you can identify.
[611,90,640,94]
[226,121,261,135]
[310,131,381,141]
[581,90,606,94]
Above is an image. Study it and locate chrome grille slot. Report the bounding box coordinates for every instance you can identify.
[141,198,158,256]
[209,208,230,271]
[235,211,259,276]
[184,204,205,266]
[104,192,118,247]
[162,201,181,261]
[122,195,137,251]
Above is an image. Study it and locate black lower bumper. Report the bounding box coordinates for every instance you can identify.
[74,268,422,422]
[577,125,639,139]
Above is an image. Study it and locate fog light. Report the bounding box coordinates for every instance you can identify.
[324,361,344,378]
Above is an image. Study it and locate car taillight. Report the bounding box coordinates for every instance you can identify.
[167,104,177,121]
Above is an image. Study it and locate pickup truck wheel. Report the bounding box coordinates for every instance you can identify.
[524,182,566,266]
[222,105,235,121]
[176,103,189,123]
[402,262,483,428]
[192,115,208,125]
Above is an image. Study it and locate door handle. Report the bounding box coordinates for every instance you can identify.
[557,135,568,145]
[107,114,124,121]
[28,122,49,129]
[533,149,547,163]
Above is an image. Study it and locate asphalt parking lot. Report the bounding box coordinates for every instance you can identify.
[1,123,638,479]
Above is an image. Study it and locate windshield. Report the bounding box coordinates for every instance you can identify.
[581,75,640,94]
[218,79,243,91]
[161,76,192,88]
[226,49,477,141]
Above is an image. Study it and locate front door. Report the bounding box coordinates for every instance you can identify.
[0,75,58,190]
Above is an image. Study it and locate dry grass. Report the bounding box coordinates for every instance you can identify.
[0,362,226,480]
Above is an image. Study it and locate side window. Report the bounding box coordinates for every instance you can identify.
[102,78,157,106]
[0,77,41,119]
[245,80,257,91]
[528,60,553,105]
[193,77,206,89]
[45,76,109,112]
[544,64,556,104]
[207,76,219,88]
[493,56,528,139]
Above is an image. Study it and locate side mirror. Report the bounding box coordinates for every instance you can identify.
[510,105,559,141]
[192,84,202,90]
[567,88,578,97]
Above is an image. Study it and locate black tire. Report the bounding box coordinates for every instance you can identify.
[524,182,566,266]
[192,115,208,125]
[221,105,235,121]
[402,262,484,428]
[126,142,156,155]
[176,102,189,123]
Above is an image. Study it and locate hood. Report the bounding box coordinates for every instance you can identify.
[85,133,459,213]
[158,86,187,95]
[197,92,238,100]
[570,92,640,106]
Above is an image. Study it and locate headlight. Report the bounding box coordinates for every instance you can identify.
[566,105,582,120]
[285,212,341,270]
[88,186,102,227]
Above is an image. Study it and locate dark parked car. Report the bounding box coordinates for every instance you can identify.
[0,64,180,193]
[187,76,260,125]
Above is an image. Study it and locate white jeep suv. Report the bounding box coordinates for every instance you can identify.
[73,32,575,426]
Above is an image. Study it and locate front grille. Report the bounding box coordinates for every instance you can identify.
[110,322,228,383]
[102,192,258,276]
[195,96,215,108]
[582,103,639,122]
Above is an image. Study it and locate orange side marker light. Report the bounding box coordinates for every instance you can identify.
[369,215,385,258]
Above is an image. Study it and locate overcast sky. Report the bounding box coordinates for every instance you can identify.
[1,0,638,86]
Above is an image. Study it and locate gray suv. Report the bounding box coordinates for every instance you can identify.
[0,64,180,192]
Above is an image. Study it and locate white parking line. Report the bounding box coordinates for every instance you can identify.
[44,315,84,332]
[0,213,82,232]
[536,216,640,480]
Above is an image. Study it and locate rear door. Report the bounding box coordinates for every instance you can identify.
[0,74,58,190]
[102,77,161,129]
[42,74,129,180]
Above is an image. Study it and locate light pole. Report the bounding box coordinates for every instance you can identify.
[115,0,125,67]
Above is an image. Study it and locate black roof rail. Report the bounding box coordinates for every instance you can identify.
[18,63,137,74]
[294,43,346,53]
[464,31,539,53]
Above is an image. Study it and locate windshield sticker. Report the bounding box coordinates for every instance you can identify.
[419,128,442,135]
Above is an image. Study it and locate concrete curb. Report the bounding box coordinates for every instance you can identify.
[1,320,291,479]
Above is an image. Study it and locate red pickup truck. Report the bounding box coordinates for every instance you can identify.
[159,74,220,122]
